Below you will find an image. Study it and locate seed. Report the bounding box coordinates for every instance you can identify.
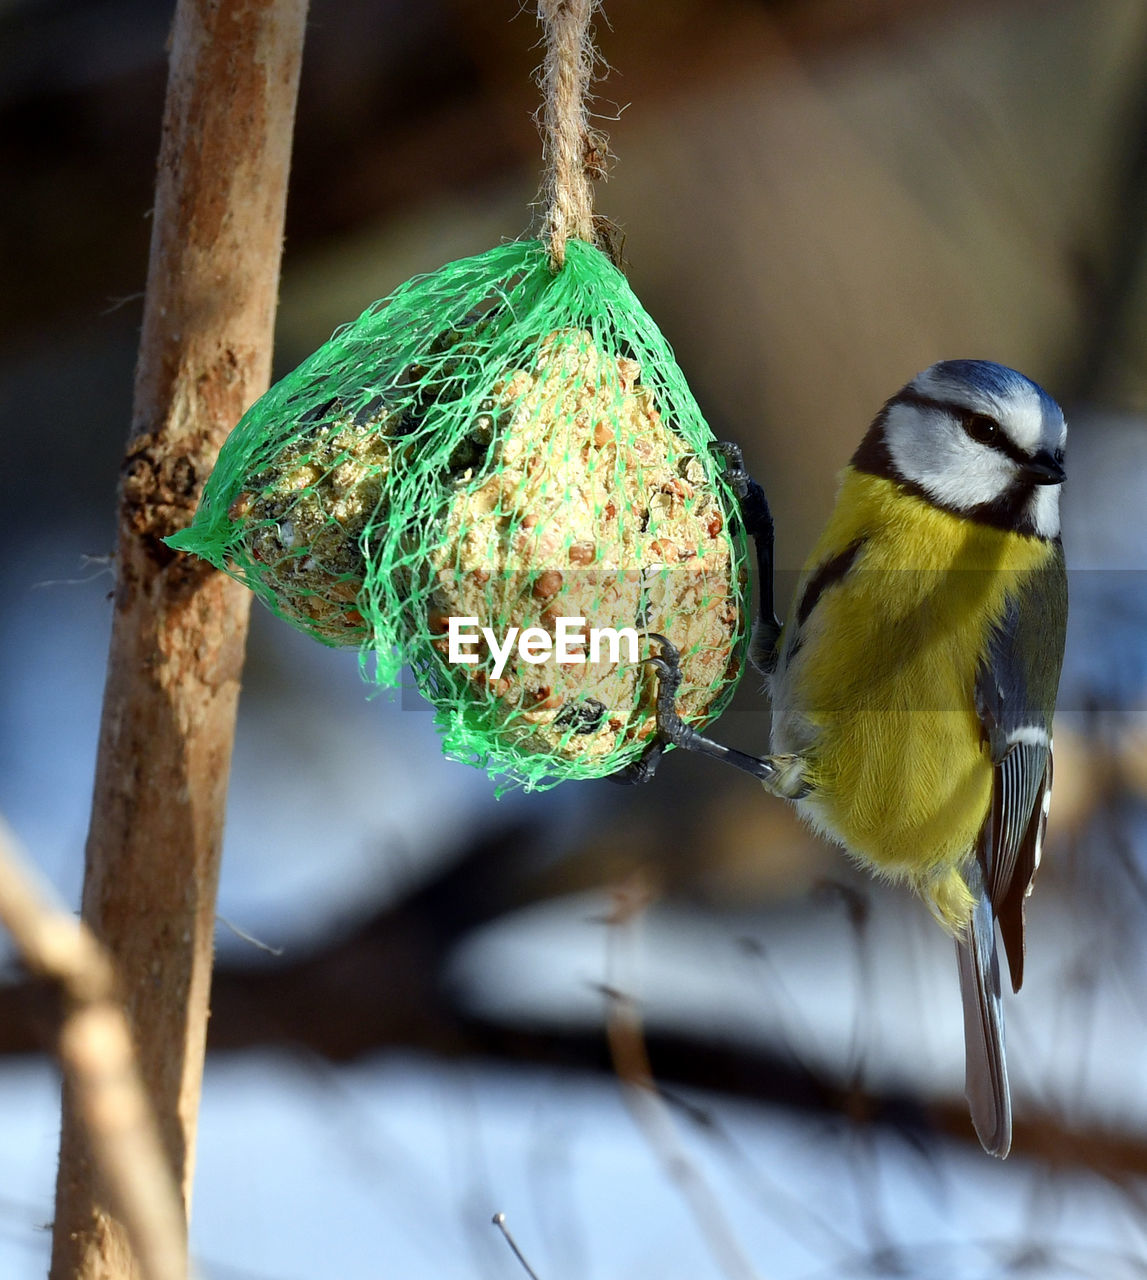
[328,577,363,603]
[707,511,723,538]
[228,492,253,521]
[568,541,595,565]
[533,570,563,599]
[616,357,641,392]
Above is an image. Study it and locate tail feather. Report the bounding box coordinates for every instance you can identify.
[955,888,1012,1157]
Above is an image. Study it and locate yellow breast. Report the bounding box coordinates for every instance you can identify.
[773,469,1051,920]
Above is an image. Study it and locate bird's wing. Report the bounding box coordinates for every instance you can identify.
[985,745,1052,993]
[973,544,1067,992]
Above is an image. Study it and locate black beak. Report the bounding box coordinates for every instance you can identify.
[1022,450,1066,486]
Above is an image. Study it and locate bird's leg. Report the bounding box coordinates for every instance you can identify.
[608,441,784,787]
[640,636,808,798]
[715,441,781,675]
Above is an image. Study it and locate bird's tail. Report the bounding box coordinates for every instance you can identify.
[955,883,1012,1157]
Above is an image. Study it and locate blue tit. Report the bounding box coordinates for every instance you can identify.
[645,360,1067,1158]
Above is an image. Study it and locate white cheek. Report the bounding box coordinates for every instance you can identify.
[885,405,1014,508]
[921,444,1015,510]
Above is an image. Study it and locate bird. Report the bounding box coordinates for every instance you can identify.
[645,360,1068,1157]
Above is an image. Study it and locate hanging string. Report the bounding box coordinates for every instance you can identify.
[538,0,608,270]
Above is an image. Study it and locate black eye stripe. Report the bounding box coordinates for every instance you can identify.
[850,412,1058,538]
[890,390,1033,468]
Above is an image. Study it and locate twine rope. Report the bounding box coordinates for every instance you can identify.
[539,0,602,269]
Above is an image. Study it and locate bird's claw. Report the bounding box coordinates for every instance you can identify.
[715,441,751,501]
[607,742,665,786]
[643,634,694,749]
[715,441,773,539]
[644,633,683,692]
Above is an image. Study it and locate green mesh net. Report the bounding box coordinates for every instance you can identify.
[168,238,749,788]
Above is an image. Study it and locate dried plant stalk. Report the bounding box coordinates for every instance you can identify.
[0,819,187,1280]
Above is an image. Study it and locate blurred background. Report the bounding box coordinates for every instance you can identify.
[3,0,1147,1276]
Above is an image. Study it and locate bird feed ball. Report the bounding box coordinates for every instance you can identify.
[169,240,749,788]
[420,327,742,771]
[220,405,394,644]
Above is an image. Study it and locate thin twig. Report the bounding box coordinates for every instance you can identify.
[492,1212,543,1280]
[215,916,284,958]
[0,817,189,1280]
[603,874,767,1280]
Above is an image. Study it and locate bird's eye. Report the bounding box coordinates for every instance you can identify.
[963,413,1000,445]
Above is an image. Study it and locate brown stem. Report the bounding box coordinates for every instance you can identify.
[50,1,308,1276]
